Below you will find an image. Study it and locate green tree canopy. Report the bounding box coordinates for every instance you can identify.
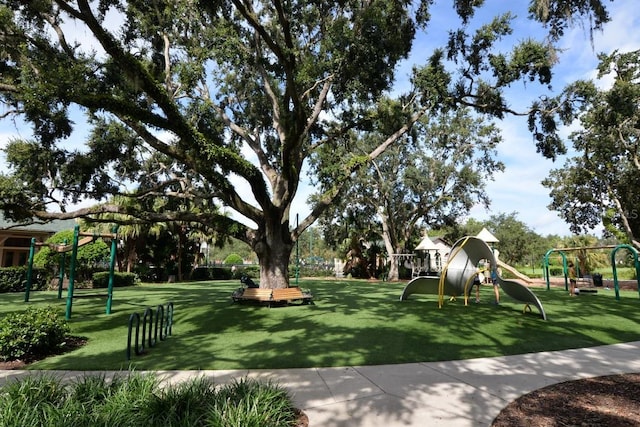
[538,49,640,249]
[0,0,614,288]
[444,213,547,266]
[486,212,542,266]
[34,229,110,281]
[315,108,504,280]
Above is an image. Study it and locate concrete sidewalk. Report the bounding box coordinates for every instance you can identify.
[2,341,640,426]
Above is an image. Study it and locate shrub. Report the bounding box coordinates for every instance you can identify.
[209,377,297,426]
[190,267,233,281]
[33,230,110,282]
[241,265,260,278]
[0,267,26,293]
[292,264,335,278]
[223,253,243,265]
[0,306,70,361]
[92,272,138,288]
[0,373,299,427]
[0,266,48,293]
[135,264,164,282]
[549,267,564,276]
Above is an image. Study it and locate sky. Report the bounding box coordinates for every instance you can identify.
[0,1,639,237]
[458,0,640,236]
[286,0,640,237]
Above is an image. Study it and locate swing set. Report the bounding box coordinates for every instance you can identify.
[543,244,640,301]
[24,224,119,319]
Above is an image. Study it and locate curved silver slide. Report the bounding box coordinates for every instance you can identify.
[400,236,547,320]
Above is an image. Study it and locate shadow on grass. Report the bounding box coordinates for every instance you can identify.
[4,281,640,427]
[2,280,639,373]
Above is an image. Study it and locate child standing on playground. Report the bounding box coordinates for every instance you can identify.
[472,263,485,303]
[568,261,577,296]
[489,262,500,305]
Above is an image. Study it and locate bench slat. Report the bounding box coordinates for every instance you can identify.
[272,287,313,304]
[235,288,273,301]
[272,289,304,299]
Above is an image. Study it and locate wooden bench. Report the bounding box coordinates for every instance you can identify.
[272,287,313,305]
[232,288,273,303]
[232,287,313,306]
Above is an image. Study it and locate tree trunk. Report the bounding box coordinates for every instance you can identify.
[379,209,400,281]
[257,246,293,289]
[384,241,399,281]
[253,217,294,289]
[177,229,184,282]
[125,241,137,273]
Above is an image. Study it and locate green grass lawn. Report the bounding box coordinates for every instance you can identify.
[2,279,639,371]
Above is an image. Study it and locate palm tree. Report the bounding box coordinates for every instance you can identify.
[83,195,155,273]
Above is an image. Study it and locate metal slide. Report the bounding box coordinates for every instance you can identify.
[400,236,547,320]
[497,259,533,283]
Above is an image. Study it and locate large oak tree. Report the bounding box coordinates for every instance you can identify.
[0,1,612,288]
[537,50,640,249]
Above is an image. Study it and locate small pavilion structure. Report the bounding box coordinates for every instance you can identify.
[412,235,449,277]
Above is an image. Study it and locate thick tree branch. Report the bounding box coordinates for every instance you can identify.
[73,0,272,216]
[368,109,426,161]
[43,11,75,57]
[303,77,333,144]
[231,0,287,65]
[123,118,263,223]
[30,204,251,242]
[300,104,429,233]
[254,35,283,187]
[0,83,18,92]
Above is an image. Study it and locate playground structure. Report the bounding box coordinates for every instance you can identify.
[400,236,547,320]
[544,244,640,301]
[24,225,118,319]
[411,235,448,277]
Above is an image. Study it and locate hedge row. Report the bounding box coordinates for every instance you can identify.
[0,267,138,293]
[92,272,138,288]
[0,267,48,293]
[190,265,261,281]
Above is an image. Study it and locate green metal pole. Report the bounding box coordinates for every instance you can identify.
[610,244,640,301]
[24,238,36,302]
[635,258,640,301]
[561,252,569,292]
[106,226,118,315]
[65,225,80,320]
[295,214,300,285]
[57,239,67,299]
[543,249,553,290]
[611,248,621,301]
[543,249,567,291]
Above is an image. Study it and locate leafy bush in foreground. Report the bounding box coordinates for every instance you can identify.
[0,373,298,427]
[0,306,70,361]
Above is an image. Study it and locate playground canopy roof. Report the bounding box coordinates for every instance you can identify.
[415,235,439,251]
[415,235,450,252]
[476,227,499,244]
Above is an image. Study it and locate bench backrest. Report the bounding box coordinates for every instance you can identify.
[242,288,273,300]
[272,288,305,300]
